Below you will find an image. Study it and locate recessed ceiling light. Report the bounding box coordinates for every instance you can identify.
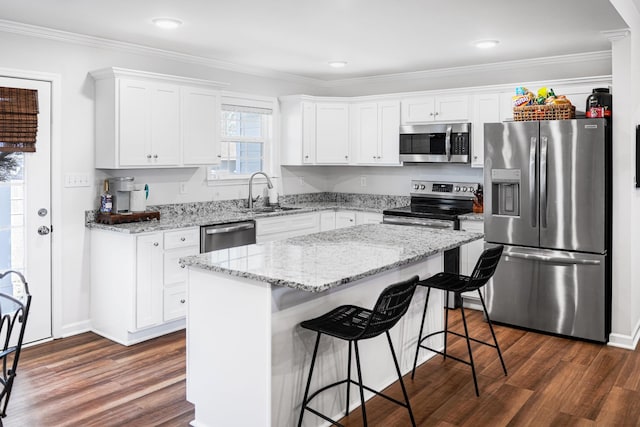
[328,61,348,68]
[152,18,183,30]
[473,40,499,49]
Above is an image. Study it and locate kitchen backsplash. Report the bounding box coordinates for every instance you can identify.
[85,192,410,224]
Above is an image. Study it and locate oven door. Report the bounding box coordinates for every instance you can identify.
[399,132,448,163]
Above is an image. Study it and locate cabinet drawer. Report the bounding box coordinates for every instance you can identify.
[257,213,319,236]
[164,246,199,285]
[164,227,199,250]
[164,284,186,321]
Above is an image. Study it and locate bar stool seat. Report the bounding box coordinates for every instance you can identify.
[411,245,507,396]
[298,275,419,427]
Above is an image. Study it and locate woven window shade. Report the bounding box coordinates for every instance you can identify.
[0,87,39,153]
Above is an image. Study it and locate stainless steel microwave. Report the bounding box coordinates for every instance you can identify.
[399,123,471,163]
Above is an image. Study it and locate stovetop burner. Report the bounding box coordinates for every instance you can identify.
[382,180,479,221]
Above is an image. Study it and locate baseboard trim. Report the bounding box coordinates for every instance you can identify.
[59,320,92,338]
[608,318,640,350]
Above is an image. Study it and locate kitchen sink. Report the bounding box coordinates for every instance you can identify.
[250,206,301,213]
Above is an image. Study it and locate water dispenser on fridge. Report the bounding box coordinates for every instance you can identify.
[490,169,521,217]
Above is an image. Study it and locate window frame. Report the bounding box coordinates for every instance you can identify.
[207,92,277,184]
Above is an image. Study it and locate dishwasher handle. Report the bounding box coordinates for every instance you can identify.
[204,222,255,235]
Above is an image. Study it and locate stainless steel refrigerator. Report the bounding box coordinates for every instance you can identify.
[483,119,611,343]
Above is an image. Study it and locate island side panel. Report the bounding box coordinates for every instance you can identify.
[186,268,272,427]
[271,253,444,427]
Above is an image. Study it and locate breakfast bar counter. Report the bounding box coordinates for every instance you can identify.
[181,224,482,427]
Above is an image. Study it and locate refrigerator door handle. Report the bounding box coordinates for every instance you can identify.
[504,250,601,265]
[540,136,548,228]
[529,137,537,228]
[445,125,452,161]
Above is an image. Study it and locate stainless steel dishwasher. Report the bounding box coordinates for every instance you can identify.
[200,220,256,253]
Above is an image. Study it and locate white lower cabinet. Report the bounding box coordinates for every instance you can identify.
[335,211,356,229]
[356,211,382,225]
[256,213,320,243]
[320,210,382,232]
[90,227,199,345]
[459,220,485,310]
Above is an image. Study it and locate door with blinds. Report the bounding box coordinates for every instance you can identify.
[0,76,52,344]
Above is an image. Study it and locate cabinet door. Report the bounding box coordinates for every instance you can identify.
[377,101,401,164]
[302,102,316,164]
[320,211,336,231]
[136,233,164,330]
[150,84,180,166]
[435,95,469,122]
[316,103,350,164]
[356,212,382,225]
[335,211,356,229]
[182,88,221,165]
[499,91,514,122]
[353,103,379,164]
[472,93,500,168]
[119,79,150,167]
[401,97,435,124]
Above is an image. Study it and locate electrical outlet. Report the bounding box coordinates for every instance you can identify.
[299,176,305,186]
[179,183,187,194]
[360,176,367,187]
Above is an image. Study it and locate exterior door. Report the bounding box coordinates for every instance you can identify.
[484,121,540,247]
[540,119,606,253]
[0,76,52,344]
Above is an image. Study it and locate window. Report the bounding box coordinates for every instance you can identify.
[209,99,273,180]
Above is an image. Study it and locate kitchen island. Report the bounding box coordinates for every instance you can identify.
[181,223,483,427]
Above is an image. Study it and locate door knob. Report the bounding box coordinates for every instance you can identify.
[38,226,50,235]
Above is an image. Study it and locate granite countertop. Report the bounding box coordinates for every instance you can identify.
[458,212,484,221]
[86,202,387,234]
[180,223,483,293]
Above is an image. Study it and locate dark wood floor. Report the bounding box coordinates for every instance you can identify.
[4,310,640,426]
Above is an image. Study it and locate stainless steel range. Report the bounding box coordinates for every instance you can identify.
[383,180,480,307]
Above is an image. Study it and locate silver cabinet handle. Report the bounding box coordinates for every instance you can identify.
[153,242,159,246]
[540,136,548,228]
[529,137,537,228]
[180,299,186,304]
[38,225,51,235]
[505,250,601,265]
[153,154,158,159]
[147,154,152,159]
[205,223,255,234]
[445,124,452,161]
[180,237,186,242]
[180,264,185,268]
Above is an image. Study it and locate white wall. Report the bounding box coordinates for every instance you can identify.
[281,164,483,196]
[0,30,319,336]
[609,0,640,348]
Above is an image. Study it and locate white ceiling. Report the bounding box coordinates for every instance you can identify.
[0,0,629,81]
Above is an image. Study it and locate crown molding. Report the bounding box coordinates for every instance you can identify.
[0,19,323,86]
[320,51,613,88]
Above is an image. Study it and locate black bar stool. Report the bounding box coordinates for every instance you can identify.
[297,275,419,427]
[411,245,507,396]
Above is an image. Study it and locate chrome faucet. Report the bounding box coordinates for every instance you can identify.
[248,171,274,209]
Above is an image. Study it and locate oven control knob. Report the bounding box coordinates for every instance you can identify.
[455,186,461,192]
[413,184,419,190]
[420,185,426,190]
[462,187,468,192]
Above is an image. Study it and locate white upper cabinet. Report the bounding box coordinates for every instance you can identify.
[279,97,317,165]
[92,67,225,169]
[471,93,501,168]
[182,87,221,165]
[315,103,350,164]
[352,101,400,165]
[401,95,469,124]
[117,80,180,167]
